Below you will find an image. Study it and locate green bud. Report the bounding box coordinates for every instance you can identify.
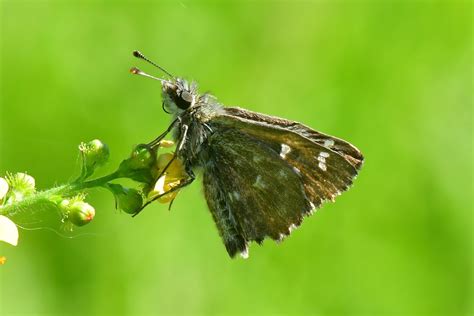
[79,139,110,174]
[60,199,95,226]
[106,183,143,214]
[116,144,156,183]
[127,144,156,170]
[117,188,143,214]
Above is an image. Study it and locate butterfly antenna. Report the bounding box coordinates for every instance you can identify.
[129,67,168,84]
[133,50,174,78]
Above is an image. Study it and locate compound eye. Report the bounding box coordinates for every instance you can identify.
[181,90,193,103]
[172,89,192,110]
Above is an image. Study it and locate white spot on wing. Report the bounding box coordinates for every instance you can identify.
[318,161,327,171]
[292,166,301,175]
[289,223,298,233]
[316,151,329,171]
[277,233,286,243]
[280,144,291,159]
[240,247,249,259]
[323,139,335,148]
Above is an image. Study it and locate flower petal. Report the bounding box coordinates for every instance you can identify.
[0,177,8,201]
[0,215,18,246]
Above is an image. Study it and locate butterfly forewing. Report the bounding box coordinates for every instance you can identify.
[214,108,363,195]
[222,107,364,170]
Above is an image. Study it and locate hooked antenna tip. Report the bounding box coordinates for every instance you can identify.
[130,67,141,74]
[131,50,174,78]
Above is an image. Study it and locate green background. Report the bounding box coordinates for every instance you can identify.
[0,1,472,315]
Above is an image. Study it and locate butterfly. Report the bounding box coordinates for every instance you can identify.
[130,51,364,258]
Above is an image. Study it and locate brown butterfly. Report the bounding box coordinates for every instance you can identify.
[131,51,364,258]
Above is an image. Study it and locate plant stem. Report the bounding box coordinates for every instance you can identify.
[0,170,122,217]
[0,185,70,217]
[71,171,121,190]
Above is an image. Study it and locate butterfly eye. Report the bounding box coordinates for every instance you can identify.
[171,90,192,110]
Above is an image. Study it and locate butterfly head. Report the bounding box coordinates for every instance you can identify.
[130,50,198,115]
[161,78,198,113]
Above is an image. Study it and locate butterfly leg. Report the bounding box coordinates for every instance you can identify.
[147,116,181,148]
[133,124,194,216]
[153,124,188,182]
[133,171,195,216]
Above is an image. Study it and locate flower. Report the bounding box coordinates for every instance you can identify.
[0,178,10,204]
[0,215,19,247]
[148,153,187,204]
[4,173,35,204]
[0,177,9,204]
[0,183,18,261]
[158,140,175,148]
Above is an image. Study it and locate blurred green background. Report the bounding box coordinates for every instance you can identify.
[0,1,471,315]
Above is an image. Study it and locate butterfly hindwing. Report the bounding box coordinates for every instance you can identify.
[202,128,312,257]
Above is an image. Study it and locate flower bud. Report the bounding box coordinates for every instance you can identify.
[117,188,143,214]
[127,144,156,170]
[61,199,95,226]
[106,183,143,214]
[80,139,110,171]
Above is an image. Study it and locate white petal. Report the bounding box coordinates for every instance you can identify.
[0,177,8,200]
[152,176,167,195]
[0,215,19,246]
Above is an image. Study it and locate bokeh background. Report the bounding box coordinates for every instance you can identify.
[0,1,472,315]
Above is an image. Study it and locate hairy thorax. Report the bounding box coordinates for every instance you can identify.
[173,95,223,168]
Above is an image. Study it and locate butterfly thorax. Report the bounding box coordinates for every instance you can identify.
[171,93,224,169]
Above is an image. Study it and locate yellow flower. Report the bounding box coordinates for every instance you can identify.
[158,140,175,148]
[149,153,187,204]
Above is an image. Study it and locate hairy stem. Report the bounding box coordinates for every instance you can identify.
[0,171,122,217]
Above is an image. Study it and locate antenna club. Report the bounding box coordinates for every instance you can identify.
[130,50,174,78]
[130,67,141,74]
[133,50,143,58]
